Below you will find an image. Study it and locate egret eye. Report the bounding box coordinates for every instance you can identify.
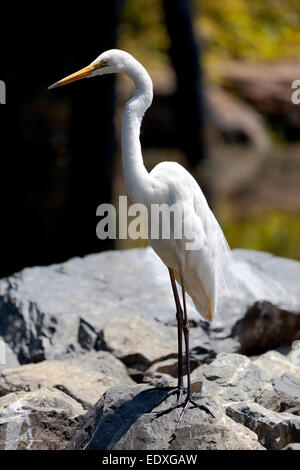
[95,59,109,68]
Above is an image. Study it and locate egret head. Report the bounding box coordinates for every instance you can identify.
[48,50,136,90]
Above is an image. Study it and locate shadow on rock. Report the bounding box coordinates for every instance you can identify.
[78,386,173,450]
[66,384,264,450]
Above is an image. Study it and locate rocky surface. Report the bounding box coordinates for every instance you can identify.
[226,401,300,450]
[66,384,264,450]
[0,248,299,364]
[0,351,134,408]
[1,348,299,450]
[232,301,300,355]
[100,313,177,367]
[0,341,19,373]
[216,249,300,343]
[0,247,300,450]
[287,341,300,366]
[66,352,300,450]
[252,350,300,380]
[190,353,279,411]
[0,388,84,450]
[272,374,300,415]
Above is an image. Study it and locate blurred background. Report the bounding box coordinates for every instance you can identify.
[1,0,300,278]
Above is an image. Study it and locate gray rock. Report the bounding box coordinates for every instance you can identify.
[252,350,300,380]
[0,388,84,450]
[1,248,300,363]
[144,337,236,384]
[66,384,264,450]
[78,318,99,351]
[0,339,19,372]
[191,353,279,411]
[287,341,300,366]
[0,351,134,407]
[232,301,300,355]
[272,374,300,414]
[99,313,177,367]
[213,249,300,340]
[226,401,300,450]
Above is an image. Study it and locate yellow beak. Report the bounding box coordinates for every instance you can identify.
[48,64,95,90]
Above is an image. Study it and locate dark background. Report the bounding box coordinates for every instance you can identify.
[1,1,300,277]
[0,1,206,277]
[0,5,120,276]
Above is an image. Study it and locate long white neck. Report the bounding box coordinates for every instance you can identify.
[121,60,154,204]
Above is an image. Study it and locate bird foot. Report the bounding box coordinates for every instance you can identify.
[144,385,185,414]
[149,392,215,431]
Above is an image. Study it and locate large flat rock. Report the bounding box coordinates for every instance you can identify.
[0,248,299,363]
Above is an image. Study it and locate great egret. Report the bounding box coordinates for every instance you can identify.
[49,50,231,428]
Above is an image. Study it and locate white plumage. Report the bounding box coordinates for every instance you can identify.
[148,160,231,322]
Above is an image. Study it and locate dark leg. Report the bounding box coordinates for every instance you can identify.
[180,270,191,396]
[146,267,215,426]
[169,268,184,400]
[174,270,192,428]
[144,268,185,411]
[175,269,215,429]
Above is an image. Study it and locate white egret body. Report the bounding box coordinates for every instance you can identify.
[49,49,231,426]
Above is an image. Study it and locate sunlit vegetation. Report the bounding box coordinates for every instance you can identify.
[223,211,300,260]
[120,0,300,76]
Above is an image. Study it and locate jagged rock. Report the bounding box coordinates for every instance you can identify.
[252,351,300,380]
[232,301,300,355]
[0,248,300,363]
[0,339,19,372]
[272,374,300,415]
[0,351,134,407]
[99,313,177,367]
[191,353,279,411]
[78,318,99,351]
[66,384,264,450]
[0,388,84,450]
[287,341,300,366]
[226,401,300,450]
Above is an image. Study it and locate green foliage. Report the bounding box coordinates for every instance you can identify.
[120,0,300,73]
[120,0,170,71]
[197,0,300,73]
[223,211,300,261]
